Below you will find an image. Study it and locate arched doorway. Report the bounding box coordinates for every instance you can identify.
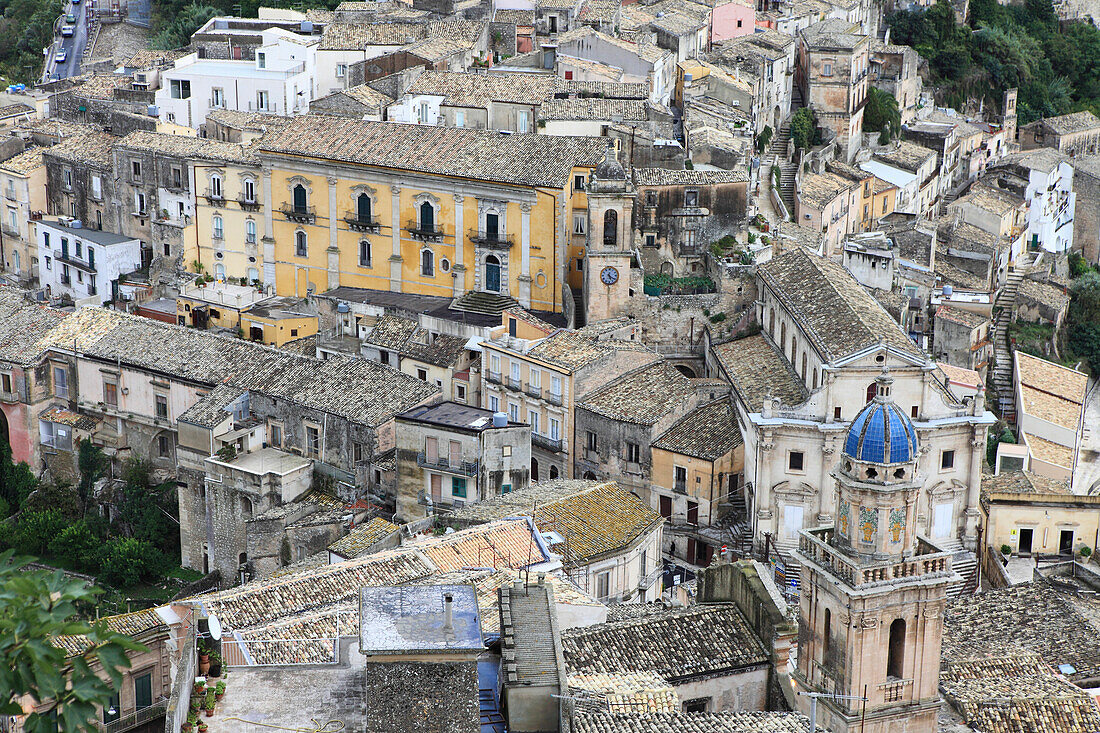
[549,465,559,479]
[357,193,372,222]
[583,471,597,480]
[531,457,539,482]
[485,255,501,292]
[0,407,8,448]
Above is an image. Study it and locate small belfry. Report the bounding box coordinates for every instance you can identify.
[582,143,636,324]
[794,369,957,733]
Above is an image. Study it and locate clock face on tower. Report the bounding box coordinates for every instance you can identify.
[600,266,619,285]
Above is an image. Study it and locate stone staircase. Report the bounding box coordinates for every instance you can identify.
[450,290,520,317]
[937,537,979,599]
[779,162,798,216]
[991,263,1032,422]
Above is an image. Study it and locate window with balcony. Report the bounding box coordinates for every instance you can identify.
[549,417,560,441]
[528,410,539,434]
[210,175,223,200]
[243,179,256,203]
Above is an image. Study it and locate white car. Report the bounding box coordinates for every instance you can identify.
[61,24,74,36]
[55,48,67,62]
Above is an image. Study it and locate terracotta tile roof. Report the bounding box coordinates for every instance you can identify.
[540,97,648,121]
[524,330,614,371]
[45,129,116,168]
[760,248,923,361]
[205,109,291,133]
[943,580,1100,685]
[1042,110,1100,136]
[952,181,1025,217]
[936,304,987,330]
[116,131,258,164]
[410,519,549,572]
[577,362,696,424]
[568,672,678,713]
[318,21,426,49]
[494,8,535,24]
[1017,277,1070,312]
[712,334,807,411]
[0,287,68,365]
[445,480,663,565]
[39,406,98,431]
[981,470,1070,499]
[562,603,768,681]
[652,398,742,461]
[797,171,853,209]
[941,654,1100,733]
[402,332,469,368]
[1015,352,1086,430]
[326,516,399,558]
[572,711,815,733]
[936,362,981,389]
[0,146,44,175]
[259,115,607,189]
[52,607,167,656]
[1024,433,1075,469]
[342,83,394,108]
[799,18,865,49]
[555,26,669,64]
[632,168,747,185]
[365,314,420,350]
[872,140,937,172]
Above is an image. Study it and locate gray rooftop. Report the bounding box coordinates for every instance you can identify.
[397,400,522,432]
[41,220,137,246]
[359,585,484,655]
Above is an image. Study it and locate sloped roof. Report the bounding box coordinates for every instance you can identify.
[577,362,696,425]
[712,334,808,411]
[652,399,742,461]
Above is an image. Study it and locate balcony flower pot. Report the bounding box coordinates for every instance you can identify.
[205,704,214,718]
[198,723,208,733]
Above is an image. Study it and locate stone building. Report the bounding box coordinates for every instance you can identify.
[980,470,1099,558]
[797,19,870,162]
[1070,154,1100,264]
[0,146,47,285]
[1019,110,1100,157]
[632,168,748,278]
[868,41,920,126]
[794,372,955,733]
[42,128,123,236]
[394,400,531,521]
[932,305,991,378]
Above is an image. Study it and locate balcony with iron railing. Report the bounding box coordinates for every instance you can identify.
[238,195,261,211]
[797,527,953,589]
[203,188,226,205]
[525,383,542,399]
[546,391,563,406]
[468,227,514,250]
[487,370,502,384]
[98,698,168,733]
[281,203,316,223]
[416,452,479,476]
[406,219,445,241]
[532,432,563,452]
[344,211,381,233]
[505,375,522,390]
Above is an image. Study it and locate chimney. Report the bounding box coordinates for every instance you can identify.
[443,593,454,631]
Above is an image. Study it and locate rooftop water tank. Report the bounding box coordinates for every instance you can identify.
[942,284,953,297]
[492,412,508,428]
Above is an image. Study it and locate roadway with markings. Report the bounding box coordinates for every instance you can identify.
[43,0,92,81]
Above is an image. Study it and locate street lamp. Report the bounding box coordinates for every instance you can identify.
[797,690,868,732]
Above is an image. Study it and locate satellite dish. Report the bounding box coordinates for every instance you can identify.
[208,614,223,642]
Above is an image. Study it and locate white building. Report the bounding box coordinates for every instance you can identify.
[706,248,995,563]
[552,27,676,105]
[36,219,142,304]
[155,29,317,129]
[992,148,1076,255]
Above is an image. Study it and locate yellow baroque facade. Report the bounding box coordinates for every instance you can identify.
[255,116,607,314]
[190,160,265,284]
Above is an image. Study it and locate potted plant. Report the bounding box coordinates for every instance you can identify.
[205,694,215,718]
[181,720,193,733]
[1001,543,1012,557]
[197,723,208,733]
[209,651,223,679]
[198,644,211,675]
[215,681,226,700]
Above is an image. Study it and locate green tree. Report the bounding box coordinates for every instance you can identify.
[23,481,82,522]
[98,538,163,587]
[1070,271,1100,323]
[0,551,143,733]
[77,442,108,513]
[1069,322,1100,372]
[1,509,67,557]
[115,459,179,557]
[864,87,901,135]
[48,521,103,574]
[0,439,38,514]
[150,4,220,49]
[790,108,818,150]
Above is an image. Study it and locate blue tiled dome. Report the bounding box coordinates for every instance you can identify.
[843,401,918,465]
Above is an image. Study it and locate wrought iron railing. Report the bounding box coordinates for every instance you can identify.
[99,698,167,733]
[532,433,563,452]
[416,453,479,476]
[280,204,316,223]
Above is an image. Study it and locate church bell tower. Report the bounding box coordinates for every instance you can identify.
[794,371,956,733]
[583,143,636,325]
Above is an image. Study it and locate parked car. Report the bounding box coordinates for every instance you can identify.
[61,24,74,36]
[65,12,75,22]
[55,48,67,62]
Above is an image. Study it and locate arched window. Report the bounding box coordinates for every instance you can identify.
[549,465,560,479]
[484,254,501,292]
[212,215,224,239]
[359,240,371,267]
[214,263,225,279]
[866,381,878,402]
[357,193,372,223]
[246,219,256,244]
[210,174,223,199]
[247,267,259,283]
[419,200,435,232]
[780,322,787,354]
[812,369,819,390]
[295,230,307,257]
[531,457,539,482]
[240,497,253,518]
[823,608,831,662]
[887,618,905,679]
[421,248,434,276]
[769,308,775,336]
[293,184,307,212]
[603,209,618,246]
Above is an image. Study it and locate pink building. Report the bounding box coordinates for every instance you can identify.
[711,0,756,42]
